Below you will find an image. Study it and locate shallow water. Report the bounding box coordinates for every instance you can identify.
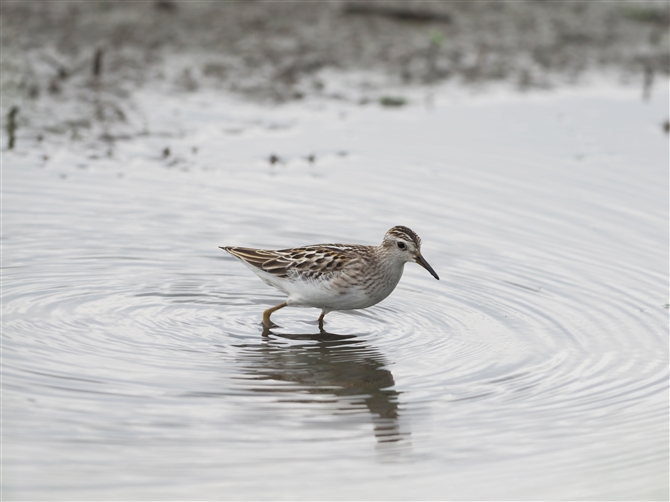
[3,82,668,500]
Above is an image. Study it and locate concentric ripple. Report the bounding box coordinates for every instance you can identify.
[3,88,667,500]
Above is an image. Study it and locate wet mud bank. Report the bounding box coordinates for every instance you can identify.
[1,1,669,149]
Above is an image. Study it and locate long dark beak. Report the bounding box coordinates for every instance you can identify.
[415,253,439,280]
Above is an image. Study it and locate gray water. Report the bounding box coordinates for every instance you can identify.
[2,82,668,500]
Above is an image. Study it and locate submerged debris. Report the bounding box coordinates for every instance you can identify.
[6,106,18,150]
[379,96,407,107]
[343,3,452,23]
[155,0,177,12]
[622,6,670,25]
[92,48,104,79]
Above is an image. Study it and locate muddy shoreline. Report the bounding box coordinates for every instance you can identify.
[2,1,668,147]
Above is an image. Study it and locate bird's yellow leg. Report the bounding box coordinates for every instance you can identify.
[263,302,288,327]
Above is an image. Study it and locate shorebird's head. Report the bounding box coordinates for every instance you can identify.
[382,226,439,280]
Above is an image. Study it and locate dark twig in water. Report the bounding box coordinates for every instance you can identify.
[93,48,104,78]
[343,3,451,23]
[7,106,19,150]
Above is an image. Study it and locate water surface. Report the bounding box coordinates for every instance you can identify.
[2,83,668,500]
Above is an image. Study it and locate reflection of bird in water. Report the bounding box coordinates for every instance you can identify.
[221,226,439,328]
[235,327,410,447]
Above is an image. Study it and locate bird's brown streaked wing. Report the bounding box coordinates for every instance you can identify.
[276,245,354,279]
[221,247,291,278]
[221,245,364,280]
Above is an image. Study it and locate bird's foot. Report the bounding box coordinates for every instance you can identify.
[262,319,279,330]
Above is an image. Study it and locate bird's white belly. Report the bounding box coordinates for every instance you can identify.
[245,261,403,312]
[288,281,376,310]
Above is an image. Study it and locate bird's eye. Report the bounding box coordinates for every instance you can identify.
[397,241,406,249]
